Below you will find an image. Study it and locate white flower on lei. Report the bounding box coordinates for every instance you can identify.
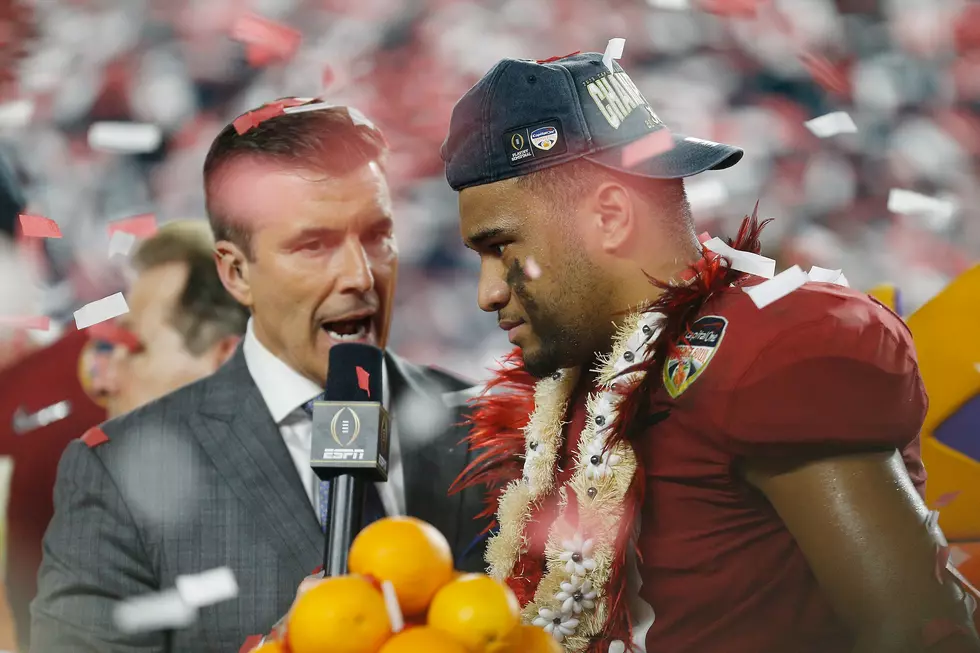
[532,607,580,643]
[559,534,596,577]
[555,575,597,615]
[585,439,621,481]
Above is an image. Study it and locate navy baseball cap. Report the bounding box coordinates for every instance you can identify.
[441,51,743,191]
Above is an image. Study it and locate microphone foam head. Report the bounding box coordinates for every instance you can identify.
[325,343,384,402]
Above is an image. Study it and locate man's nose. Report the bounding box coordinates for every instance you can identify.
[89,346,122,400]
[477,261,510,313]
[335,237,375,294]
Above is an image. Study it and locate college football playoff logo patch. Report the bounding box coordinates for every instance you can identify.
[663,316,727,399]
[503,119,568,166]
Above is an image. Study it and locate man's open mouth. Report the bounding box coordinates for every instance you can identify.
[321,316,372,342]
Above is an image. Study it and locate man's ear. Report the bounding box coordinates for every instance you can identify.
[209,334,241,369]
[589,181,635,254]
[214,241,253,307]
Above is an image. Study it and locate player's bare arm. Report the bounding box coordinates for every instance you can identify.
[745,450,980,653]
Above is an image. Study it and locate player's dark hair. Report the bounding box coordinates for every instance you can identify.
[203,103,388,260]
[515,159,694,239]
[132,221,249,356]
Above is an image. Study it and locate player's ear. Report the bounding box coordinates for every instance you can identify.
[214,241,253,308]
[590,180,635,254]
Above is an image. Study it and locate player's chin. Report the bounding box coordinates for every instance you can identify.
[520,345,560,379]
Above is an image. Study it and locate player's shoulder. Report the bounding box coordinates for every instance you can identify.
[84,373,216,459]
[710,276,909,344]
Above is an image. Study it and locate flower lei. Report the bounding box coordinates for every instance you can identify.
[451,208,772,653]
[486,310,663,652]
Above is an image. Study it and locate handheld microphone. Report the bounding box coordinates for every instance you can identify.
[310,343,389,576]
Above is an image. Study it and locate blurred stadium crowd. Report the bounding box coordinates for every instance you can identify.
[0,0,978,380]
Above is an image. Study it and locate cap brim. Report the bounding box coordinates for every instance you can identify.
[584,132,743,180]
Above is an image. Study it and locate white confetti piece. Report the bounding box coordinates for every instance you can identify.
[113,589,197,633]
[609,641,626,653]
[807,265,849,287]
[602,38,626,72]
[381,580,404,633]
[108,230,137,259]
[523,256,542,280]
[283,102,334,115]
[88,122,163,154]
[175,567,239,608]
[887,189,958,231]
[703,237,776,279]
[646,0,690,8]
[347,107,377,130]
[743,265,809,309]
[74,293,129,330]
[804,111,858,138]
[0,99,34,129]
[950,546,972,568]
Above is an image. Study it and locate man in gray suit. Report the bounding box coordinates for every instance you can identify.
[31,101,488,652]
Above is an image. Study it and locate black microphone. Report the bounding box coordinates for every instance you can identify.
[310,343,390,576]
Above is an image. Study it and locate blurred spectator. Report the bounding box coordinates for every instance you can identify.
[0,220,246,652]
[87,220,248,417]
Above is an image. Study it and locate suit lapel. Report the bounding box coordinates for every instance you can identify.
[386,354,473,553]
[191,349,322,576]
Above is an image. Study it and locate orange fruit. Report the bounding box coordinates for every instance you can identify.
[427,574,521,653]
[251,642,286,653]
[508,625,562,653]
[287,575,392,653]
[348,516,455,616]
[379,626,469,653]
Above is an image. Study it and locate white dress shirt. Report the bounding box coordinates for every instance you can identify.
[241,319,406,520]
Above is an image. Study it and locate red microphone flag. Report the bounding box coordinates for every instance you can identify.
[355,366,371,398]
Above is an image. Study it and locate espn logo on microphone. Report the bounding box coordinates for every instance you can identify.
[310,401,390,482]
[322,448,365,461]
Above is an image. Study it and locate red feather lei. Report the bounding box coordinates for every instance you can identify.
[452,207,771,650]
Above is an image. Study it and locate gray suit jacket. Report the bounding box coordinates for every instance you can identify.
[30,348,489,653]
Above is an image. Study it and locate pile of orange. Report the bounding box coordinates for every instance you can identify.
[251,516,560,653]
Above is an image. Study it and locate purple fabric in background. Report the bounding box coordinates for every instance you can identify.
[934,392,980,462]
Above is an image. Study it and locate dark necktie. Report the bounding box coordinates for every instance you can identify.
[302,395,386,532]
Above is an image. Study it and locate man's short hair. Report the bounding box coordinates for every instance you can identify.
[515,159,694,238]
[131,221,249,356]
[202,103,389,259]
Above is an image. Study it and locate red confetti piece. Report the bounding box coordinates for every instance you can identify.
[933,491,962,509]
[697,0,767,19]
[356,365,371,398]
[953,3,980,55]
[232,98,312,136]
[107,213,158,238]
[239,635,263,653]
[80,426,109,448]
[0,315,49,330]
[310,565,323,575]
[18,213,62,238]
[86,320,141,352]
[231,13,301,68]
[798,51,851,96]
[620,129,674,168]
[233,103,285,136]
[697,232,712,244]
[535,51,582,64]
